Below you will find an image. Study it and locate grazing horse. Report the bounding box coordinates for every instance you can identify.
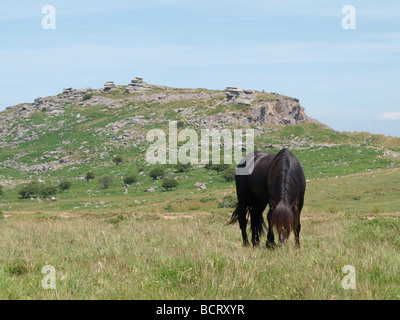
[228,149,306,248]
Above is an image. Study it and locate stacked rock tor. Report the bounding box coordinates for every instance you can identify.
[103,81,115,92]
[126,77,153,93]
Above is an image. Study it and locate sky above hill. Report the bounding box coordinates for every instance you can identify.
[1,0,399,136]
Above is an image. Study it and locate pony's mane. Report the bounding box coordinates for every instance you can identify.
[271,149,298,204]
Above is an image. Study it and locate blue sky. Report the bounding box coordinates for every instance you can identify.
[1,0,400,136]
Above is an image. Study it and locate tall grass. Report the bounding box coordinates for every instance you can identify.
[0,212,399,300]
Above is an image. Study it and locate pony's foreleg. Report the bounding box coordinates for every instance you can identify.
[294,200,303,248]
[294,213,301,247]
[266,207,275,249]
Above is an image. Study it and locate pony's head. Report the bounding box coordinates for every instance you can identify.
[270,200,298,243]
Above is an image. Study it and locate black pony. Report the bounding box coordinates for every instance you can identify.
[228,149,306,248]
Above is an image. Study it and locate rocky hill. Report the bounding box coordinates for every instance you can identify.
[1,77,318,136]
[0,77,320,171]
[1,77,399,184]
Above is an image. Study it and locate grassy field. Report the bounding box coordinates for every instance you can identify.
[1,89,400,300]
[0,168,399,300]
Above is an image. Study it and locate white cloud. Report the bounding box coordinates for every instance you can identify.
[377,112,400,121]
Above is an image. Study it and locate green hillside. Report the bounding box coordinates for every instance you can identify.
[1,82,400,216]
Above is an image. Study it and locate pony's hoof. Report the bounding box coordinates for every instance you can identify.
[266,241,276,250]
[243,240,250,247]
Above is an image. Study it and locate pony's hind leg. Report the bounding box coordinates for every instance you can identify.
[250,203,266,247]
[237,203,250,246]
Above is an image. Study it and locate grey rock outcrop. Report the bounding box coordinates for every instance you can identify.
[249,98,307,125]
[224,86,310,125]
[224,87,254,106]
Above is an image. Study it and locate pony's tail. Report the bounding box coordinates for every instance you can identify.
[270,200,297,236]
[227,202,240,225]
